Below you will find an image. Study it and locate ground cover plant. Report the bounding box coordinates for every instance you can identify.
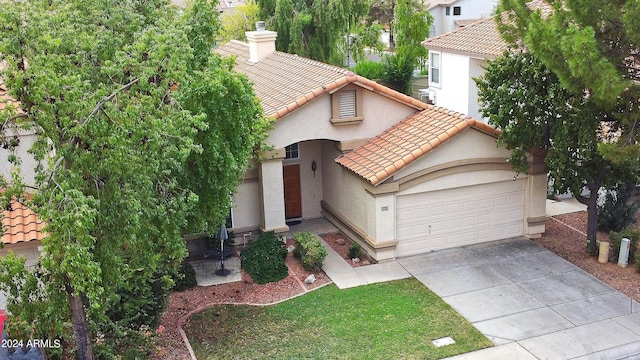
[184,278,492,359]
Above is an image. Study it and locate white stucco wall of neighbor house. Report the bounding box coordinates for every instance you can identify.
[431,52,471,116]
[468,57,487,121]
[0,130,39,188]
[266,90,417,149]
[429,0,498,37]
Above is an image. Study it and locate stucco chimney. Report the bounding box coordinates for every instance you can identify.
[245,21,277,63]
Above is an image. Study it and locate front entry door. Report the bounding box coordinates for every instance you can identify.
[283,164,302,219]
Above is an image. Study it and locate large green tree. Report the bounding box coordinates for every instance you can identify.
[0,0,267,358]
[493,0,640,253]
[255,0,370,65]
[476,51,633,254]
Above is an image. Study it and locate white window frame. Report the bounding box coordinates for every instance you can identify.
[429,51,441,88]
[285,143,300,159]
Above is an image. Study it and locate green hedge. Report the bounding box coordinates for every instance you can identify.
[241,231,288,284]
[293,231,327,271]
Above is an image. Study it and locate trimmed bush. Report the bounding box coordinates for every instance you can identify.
[241,231,288,284]
[609,227,639,263]
[173,261,198,292]
[347,242,362,259]
[293,231,327,271]
[353,60,385,80]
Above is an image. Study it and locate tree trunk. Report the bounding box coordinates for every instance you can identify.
[584,189,599,255]
[66,285,94,360]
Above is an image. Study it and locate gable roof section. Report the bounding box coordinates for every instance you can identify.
[2,198,45,245]
[423,17,507,58]
[216,40,428,119]
[336,107,499,186]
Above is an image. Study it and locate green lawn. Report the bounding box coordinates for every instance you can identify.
[185,278,492,359]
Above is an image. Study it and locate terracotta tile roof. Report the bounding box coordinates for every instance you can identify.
[216,41,428,119]
[423,17,508,58]
[2,198,45,245]
[336,108,499,186]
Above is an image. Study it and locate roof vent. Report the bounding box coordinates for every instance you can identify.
[256,21,266,31]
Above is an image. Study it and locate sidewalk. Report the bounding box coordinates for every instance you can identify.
[319,236,411,289]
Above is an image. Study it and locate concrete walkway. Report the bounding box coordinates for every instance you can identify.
[319,236,411,289]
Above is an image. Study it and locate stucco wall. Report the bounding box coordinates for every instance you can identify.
[266,90,417,149]
[431,52,470,115]
[0,130,39,188]
[392,128,511,181]
[429,0,498,37]
[468,57,487,121]
[231,179,261,231]
[321,142,374,236]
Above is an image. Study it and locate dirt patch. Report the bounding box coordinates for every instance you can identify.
[536,212,640,303]
[321,233,376,268]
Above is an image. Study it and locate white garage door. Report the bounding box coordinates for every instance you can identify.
[396,180,525,257]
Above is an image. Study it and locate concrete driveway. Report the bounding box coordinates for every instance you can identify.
[397,238,640,360]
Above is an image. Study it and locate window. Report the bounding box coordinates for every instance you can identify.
[330,85,363,125]
[445,6,450,15]
[453,6,461,15]
[430,52,441,86]
[285,143,299,159]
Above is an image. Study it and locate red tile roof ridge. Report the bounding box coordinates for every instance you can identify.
[336,110,500,185]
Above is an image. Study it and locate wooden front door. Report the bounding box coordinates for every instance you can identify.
[283,164,302,219]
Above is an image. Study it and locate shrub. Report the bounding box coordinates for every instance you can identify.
[173,261,197,292]
[636,252,640,273]
[597,184,640,232]
[241,231,288,284]
[293,231,328,271]
[381,53,414,95]
[347,242,362,259]
[353,60,385,80]
[609,227,640,263]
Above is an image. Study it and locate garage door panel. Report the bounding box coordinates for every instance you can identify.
[396,180,525,257]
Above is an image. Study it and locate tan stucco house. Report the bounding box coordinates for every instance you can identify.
[217,28,547,261]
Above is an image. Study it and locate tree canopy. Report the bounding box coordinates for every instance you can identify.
[255,0,370,65]
[480,0,640,253]
[476,52,624,254]
[219,0,260,43]
[0,0,267,357]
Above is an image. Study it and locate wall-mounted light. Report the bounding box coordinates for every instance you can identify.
[311,160,317,177]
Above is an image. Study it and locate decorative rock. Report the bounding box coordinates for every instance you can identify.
[351,257,360,264]
[335,238,346,246]
[363,260,370,265]
[287,245,296,253]
[304,274,316,284]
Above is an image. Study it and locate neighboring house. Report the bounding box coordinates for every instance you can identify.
[426,0,498,38]
[423,17,507,121]
[0,198,44,269]
[217,28,547,260]
[0,81,39,188]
